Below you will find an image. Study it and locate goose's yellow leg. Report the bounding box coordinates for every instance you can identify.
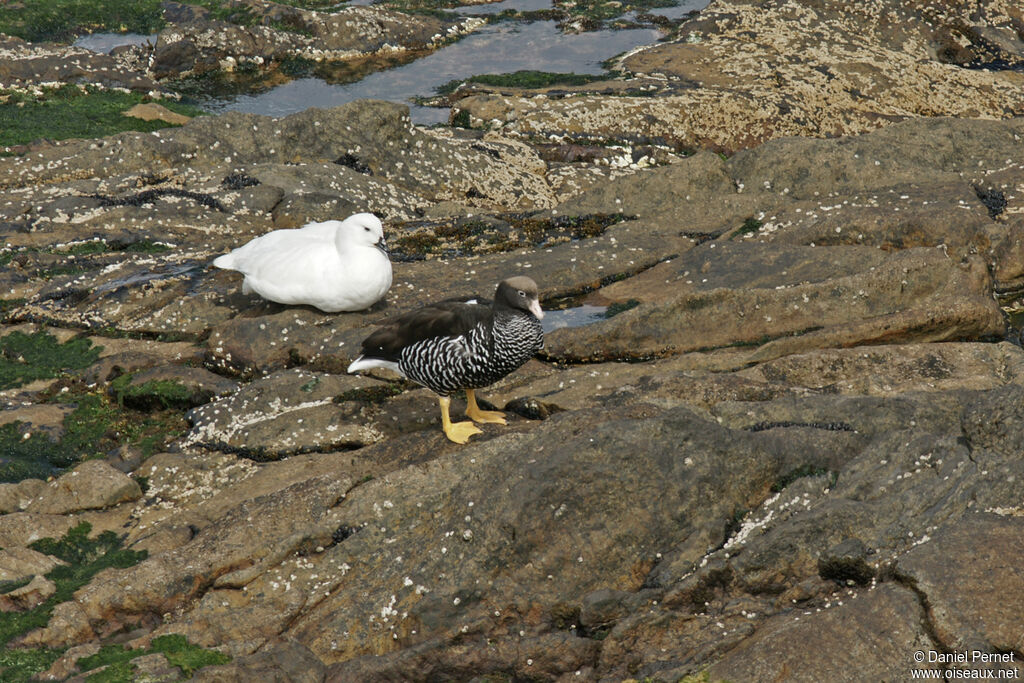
[465,389,507,425]
[440,396,482,444]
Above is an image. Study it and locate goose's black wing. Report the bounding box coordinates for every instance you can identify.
[359,300,493,362]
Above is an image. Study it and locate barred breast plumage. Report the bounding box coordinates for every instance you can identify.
[347,276,545,444]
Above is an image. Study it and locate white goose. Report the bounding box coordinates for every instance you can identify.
[213,213,392,313]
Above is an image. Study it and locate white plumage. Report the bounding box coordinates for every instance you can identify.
[213,213,392,313]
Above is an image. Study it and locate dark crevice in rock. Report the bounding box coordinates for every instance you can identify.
[817,538,874,586]
[334,153,372,174]
[89,188,227,212]
[537,348,664,365]
[333,381,411,404]
[469,143,501,159]
[188,440,365,462]
[221,172,260,189]
[389,211,635,261]
[503,396,565,420]
[885,566,956,671]
[973,185,1007,219]
[5,310,203,343]
[539,254,678,310]
[330,525,361,546]
[680,229,728,245]
[746,420,855,433]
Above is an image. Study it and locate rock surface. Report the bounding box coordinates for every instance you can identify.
[131,0,483,80]
[24,460,142,515]
[452,0,1024,151]
[2,1,1024,680]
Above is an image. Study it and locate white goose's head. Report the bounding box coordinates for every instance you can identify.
[339,213,387,254]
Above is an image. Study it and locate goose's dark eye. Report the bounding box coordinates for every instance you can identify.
[364,226,371,232]
[517,290,525,297]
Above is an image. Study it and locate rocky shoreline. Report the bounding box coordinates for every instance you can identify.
[1,0,1024,681]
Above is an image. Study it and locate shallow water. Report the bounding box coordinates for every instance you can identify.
[73,1,708,124]
[73,32,156,54]
[454,0,707,16]
[207,21,662,124]
[646,0,710,19]
[542,304,608,332]
[453,0,556,15]
[91,262,204,295]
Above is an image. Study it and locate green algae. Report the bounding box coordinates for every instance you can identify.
[0,0,163,43]
[78,635,230,680]
[0,85,203,150]
[109,375,195,410]
[771,464,832,493]
[0,647,64,683]
[0,423,77,482]
[85,661,134,682]
[436,70,606,95]
[0,523,147,649]
[730,216,763,240]
[0,390,121,483]
[0,385,188,483]
[154,635,231,676]
[0,577,33,596]
[390,212,627,260]
[604,299,640,318]
[0,330,101,391]
[0,524,151,681]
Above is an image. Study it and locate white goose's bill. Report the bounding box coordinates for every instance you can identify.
[529,299,544,320]
[376,237,388,254]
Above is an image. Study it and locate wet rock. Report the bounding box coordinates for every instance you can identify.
[545,243,1004,363]
[15,375,1024,679]
[0,404,74,443]
[0,513,78,548]
[579,588,651,631]
[73,468,354,643]
[817,538,873,585]
[83,351,181,386]
[454,0,1024,150]
[324,632,599,682]
[557,149,753,235]
[123,103,192,126]
[192,639,324,683]
[140,2,482,80]
[38,643,102,681]
[0,574,57,612]
[0,478,47,513]
[25,460,143,515]
[0,547,67,582]
[896,514,1024,653]
[735,342,1024,396]
[17,600,97,649]
[0,35,165,93]
[707,584,937,682]
[112,364,239,410]
[130,451,260,535]
[127,652,183,681]
[557,118,1024,283]
[182,369,384,457]
[489,341,1024,422]
[279,405,783,665]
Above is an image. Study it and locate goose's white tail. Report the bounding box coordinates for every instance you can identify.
[212,253,235,269]
[347,357,403,375]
